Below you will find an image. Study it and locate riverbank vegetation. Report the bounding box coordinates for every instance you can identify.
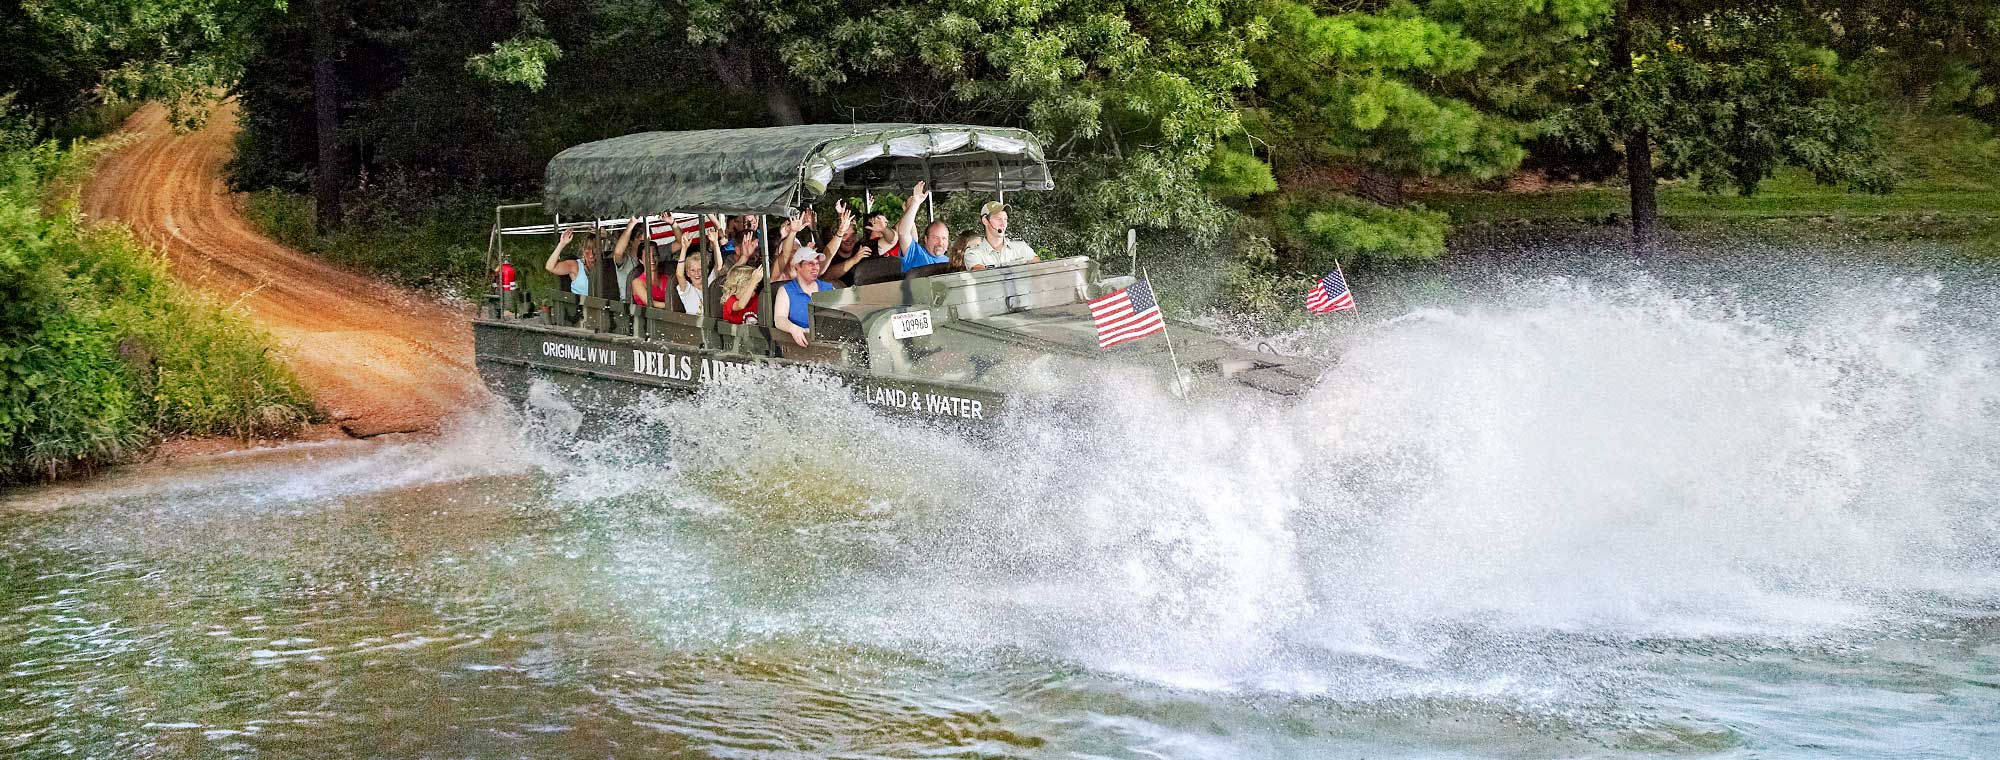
[1421,114,2000,256]
[1421,115,2000,220]
[0,120,313,484]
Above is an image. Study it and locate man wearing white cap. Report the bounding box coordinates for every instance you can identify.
[963,200,1040,270]
[773,244,841,347]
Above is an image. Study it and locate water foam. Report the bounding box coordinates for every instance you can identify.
[517,261,2000,697]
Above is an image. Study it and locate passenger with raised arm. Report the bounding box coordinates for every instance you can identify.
[721,215,759,249]
[630,240,673,308]
[863,209,900,258]
[773,246,840,347]
[697,215,729,263]
[820,199,852,264]
[728,228,761,270]
[610,217,644,301]
[895,181,952,274]
[675,252,708,315]
[658,213,691,259]
[697,214,733,274]
[782,227,822,282]
[771,209,816,281]
[829,239,874,285]
[545,228,599,296]
[824,201,870,284]
[716,215,751,264]
[719,265,764,325]
[962,201,1039,270]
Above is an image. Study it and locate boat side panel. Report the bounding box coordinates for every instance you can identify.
[474,320,1006,425]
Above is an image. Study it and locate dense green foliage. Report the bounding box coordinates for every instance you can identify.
[242,188,494,291]
[0,127,313,483]
[1562,3,1892,190]
[6,0,283,130]
[206,0,1615,307]
[6,0,1996,308]
[204,1,1995,265]
[1836,0,1999,123]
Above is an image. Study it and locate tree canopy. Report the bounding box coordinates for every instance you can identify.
[9,0,283,129]
[4,0,1992,276]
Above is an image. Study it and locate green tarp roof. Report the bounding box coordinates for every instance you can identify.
[544,123,1052,218]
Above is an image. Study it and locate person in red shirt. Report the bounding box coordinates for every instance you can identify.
[862,210,901,258]
[719,265,764,324]
[629,242,673,308]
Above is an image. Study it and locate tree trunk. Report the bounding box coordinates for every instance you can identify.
[1610,0,1656,253]
[1625,123,1658,251]
[311,0,342,232]
[1357,167,1404,206]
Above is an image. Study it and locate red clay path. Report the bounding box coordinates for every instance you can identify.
[83,103,484,437]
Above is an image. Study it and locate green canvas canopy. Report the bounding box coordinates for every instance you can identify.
[543,123,1052,218]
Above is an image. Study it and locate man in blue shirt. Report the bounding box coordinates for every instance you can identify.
[895,180,953,273]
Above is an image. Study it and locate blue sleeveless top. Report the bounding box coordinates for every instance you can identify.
[568,262,590,296]
[782,279,838,329]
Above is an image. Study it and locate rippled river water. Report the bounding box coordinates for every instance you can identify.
[4,248,1998,758]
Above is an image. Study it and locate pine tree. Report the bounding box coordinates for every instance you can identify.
[1245,0,1601,266]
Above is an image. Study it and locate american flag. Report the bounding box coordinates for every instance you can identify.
[1306,265,1356,313]
[646,213,716,242]
[1089,280,1166,349]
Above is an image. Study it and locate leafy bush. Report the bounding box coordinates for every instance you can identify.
[1277,192,1450,267]
[0,126,313,483]
[243,182,497,296]
[1181,193,1448,325]
[1201,147,1279,199]
[242,190,316,250]
[46,102,142,145]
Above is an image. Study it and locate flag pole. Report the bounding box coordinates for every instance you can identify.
[1331,258,1356,312]
[1141,266,1190,399]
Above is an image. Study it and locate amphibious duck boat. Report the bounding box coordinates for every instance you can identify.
[475,124,1316,426]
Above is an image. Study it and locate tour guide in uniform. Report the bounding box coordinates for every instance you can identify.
[963,200,1040,270]
[774,246,840,347]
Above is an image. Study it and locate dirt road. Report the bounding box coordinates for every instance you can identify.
[84,103,484,437]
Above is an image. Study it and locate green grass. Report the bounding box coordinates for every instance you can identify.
[1417,186,2000,222]
[243,190,315,250]
[1,128,315,484]
[1414,116,2000,246]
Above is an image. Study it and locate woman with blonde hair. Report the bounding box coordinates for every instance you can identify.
[544,228,601,296]
[718,265,764,325]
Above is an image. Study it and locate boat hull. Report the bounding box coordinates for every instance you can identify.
[473,319,1008,428]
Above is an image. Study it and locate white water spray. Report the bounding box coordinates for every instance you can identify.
[527,265,2000,696]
